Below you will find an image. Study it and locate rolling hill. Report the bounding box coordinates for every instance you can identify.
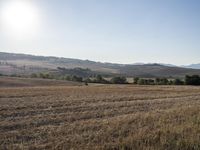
[0,52,200,78]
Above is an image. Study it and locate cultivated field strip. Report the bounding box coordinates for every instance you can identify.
[0,85,200,149]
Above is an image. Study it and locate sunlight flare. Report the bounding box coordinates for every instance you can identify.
[0,0,40,37]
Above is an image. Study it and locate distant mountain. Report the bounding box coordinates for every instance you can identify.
[182,64,200,69]
[0,52,200,78]
[131,63,145,65]
[132,63,177,67]
[158,63,177,67]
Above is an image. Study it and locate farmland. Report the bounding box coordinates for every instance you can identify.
[0,82,200,149]
[0,76,82,88]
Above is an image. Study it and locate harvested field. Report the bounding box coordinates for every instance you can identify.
[0,84,200,149]
[0,77,82,87]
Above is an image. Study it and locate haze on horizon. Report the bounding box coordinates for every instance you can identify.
[0,0,200,66]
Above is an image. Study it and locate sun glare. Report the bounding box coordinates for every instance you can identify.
[0,0,39,37]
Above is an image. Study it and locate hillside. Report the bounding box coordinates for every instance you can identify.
[0,52,119,75]
[1,52,200,78]
[118,64,200,78]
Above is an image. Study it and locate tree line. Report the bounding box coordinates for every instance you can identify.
[134,75,200,85]
[3,72,200,86]
[30,73,128,84]
[39,73,200,86]
[28,73,200,85]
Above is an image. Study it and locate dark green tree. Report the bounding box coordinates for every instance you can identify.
[185,75,200,85]
[71,75,83,82]
[133,77,139,84]
[173,79,184,85]
[111,76,127,84]
[31,73,37,78]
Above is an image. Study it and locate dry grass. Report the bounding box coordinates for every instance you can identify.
[0,84,200,149]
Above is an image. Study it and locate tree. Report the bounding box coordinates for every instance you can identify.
[147,79,155,85]
[137,79,154,85]
[84,78,92,83]
[31,73,37,78]
[155,78,160,84]
[185,75,200,85]
[71,75,83,82]
[173,79,184,85]
[138,79,146,85]
[94,75,109,84]
[39,73,45,78]
[96,75,103,82]
[155,78,169,85]
[64,75,71,81]
[133,77,139,84]
[160,78,169,85]
[40,73,53,79]
[111,76,127,84]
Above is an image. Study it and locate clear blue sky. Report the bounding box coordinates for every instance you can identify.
[0,0,200,65]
